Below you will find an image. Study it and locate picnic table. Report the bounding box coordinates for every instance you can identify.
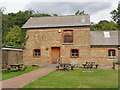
[56,63,74,71]
[82,62,98,69]
[7,64,27,71]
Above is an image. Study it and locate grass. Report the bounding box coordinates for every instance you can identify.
[23,69,118,88]
[1,67,41,81]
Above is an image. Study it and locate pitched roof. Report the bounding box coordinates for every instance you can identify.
[22,15,90,29]
[90,31,120,45]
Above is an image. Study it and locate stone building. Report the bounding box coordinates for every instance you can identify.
[22,15,120,66]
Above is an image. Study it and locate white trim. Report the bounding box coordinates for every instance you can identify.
[2,48,23,51]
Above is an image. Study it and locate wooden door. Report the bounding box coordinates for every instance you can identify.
[51,47,60,64]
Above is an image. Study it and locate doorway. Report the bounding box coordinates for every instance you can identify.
[51,47,60,64]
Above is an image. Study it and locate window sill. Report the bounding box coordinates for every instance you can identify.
[108,56,117,59]
[70,56,79,58]
[33,56,40,58]
[62,43,73,45]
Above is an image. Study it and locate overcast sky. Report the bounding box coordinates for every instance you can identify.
[0,0,119,23]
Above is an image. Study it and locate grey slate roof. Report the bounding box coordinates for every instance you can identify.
[22,15,90,28]
[22,15,119,46]
[90,31,120,45]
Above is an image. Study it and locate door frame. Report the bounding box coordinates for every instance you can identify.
[50,46,61,64]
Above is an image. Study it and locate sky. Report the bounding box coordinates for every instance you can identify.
[0,0,119,23]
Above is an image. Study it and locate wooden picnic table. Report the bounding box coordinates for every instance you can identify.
[82,62,98,69]
[56,63,74,71]
[8,64,27,71]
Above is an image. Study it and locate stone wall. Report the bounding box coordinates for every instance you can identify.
[60,47,118,66]
[23,27,118,66]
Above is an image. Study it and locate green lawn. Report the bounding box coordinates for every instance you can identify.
[1,67,41,81]
[23,69,118,88]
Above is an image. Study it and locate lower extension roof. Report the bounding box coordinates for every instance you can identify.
[90,31,120,46]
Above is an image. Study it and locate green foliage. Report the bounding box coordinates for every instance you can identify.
[2,10,33,45]
[91,3,119,31]
[110,10,118,22]
[21,30,28,48]
[110,4,120,22]
[33,13,51,17]
[2,9,51,48]
[110,3,120,29]
[90,20,118,31]
[53,14,58,16]
[4,25,22,47]
[3,10,33,28]
[75,10,86,15]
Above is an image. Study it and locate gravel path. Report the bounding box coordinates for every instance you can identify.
[2,68,55,88]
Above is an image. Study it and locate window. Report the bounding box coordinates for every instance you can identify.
[108,50,116,57]
[103,31,110,38]
[63,30,73,43]
[71,49,79,58]
[34,49,41,57]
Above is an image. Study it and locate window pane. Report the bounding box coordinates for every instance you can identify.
[72,50,78,53]
[75,54,78,56]
[108,50,116,56]
[64,30,73,43]
[72,54,75,56]
[112,51,115,56]
[71,49,79,57]
[34,53,37,56]
[34,49,40,57]
[108,50,111,56]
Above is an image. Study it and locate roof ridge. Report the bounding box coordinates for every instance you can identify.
[30,14,89,18]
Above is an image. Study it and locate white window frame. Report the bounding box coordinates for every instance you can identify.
[108,50,116,57]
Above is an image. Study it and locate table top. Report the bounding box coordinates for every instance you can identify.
[10,64,21,67]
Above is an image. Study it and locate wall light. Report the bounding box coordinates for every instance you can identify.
[58,30,61,33]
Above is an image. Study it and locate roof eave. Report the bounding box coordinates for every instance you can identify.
[22,25,90,29]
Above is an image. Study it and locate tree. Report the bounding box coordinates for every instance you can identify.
[90,20,118,31]
[110,10,118,22]
[110,2,120,29]
[75,10,86,15]
[2,10,34,44]
[53,14,58,16]
[33,13,51,17]
[6,10,33,27]
[4,25,22,47]
[2,10,51,46]
[0,7,6,13]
